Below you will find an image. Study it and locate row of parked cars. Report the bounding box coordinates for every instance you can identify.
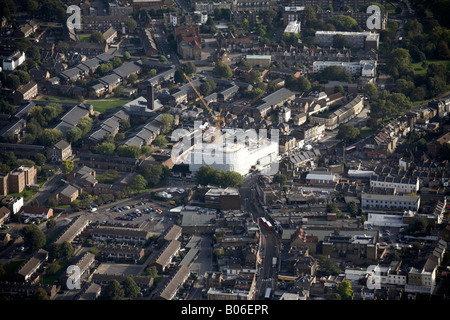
[115,206,163,221]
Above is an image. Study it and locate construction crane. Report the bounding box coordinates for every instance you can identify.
[183,73,225,141]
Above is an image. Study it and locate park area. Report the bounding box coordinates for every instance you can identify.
[39,95,127,114]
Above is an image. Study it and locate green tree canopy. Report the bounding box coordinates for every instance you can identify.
[62,160,74,175]
[337,280,353,300]
[40,129,63,146]
[386,48,413,79]
[116,145,141,158]
[213,61,233,79]
[22,224,46,252]
[90,32,105,44]
[122,276,140,299]
[129,174,147,192]
[105,280,124,300]
[336,124,360,143]
[93,142,116,156]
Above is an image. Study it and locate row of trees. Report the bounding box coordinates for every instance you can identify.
[195,165,243,188]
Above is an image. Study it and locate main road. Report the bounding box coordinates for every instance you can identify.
[240,174,279,299]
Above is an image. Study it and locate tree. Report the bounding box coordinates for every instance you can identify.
[327,15,359,31]
[109,56,122,68]
[105,280,124,300]
[34,153,46,166]
[159,114,174,134]
[22,224,46,252]
[35,287,49,300]
[117,145,141,158]
[318,255,341,276]
[364,83,378,99]
[40,129,63,147]
[77,117,93,136]
[46,218,56,230]
[129,174,147,192]
[0,100,15,115]
[141,146,153,157]
[122,276,140,299]
[60,241,74,261]
[273,173,287,187]
[93,142,116,156]
[145,265,158,278]
[66,127,83,143]
[6,74,20,90]
[139,164,165,187]
[62,160,74,175]
[153,135,167,148]
[14,70,30,84]
[159,55,168,63]
[222,171,243,188]
[123,51,131,60]
[336,124,360,143]
[347,201,358,216]
[125,18,137,33]
[97,169,119,184]
[249,70,262,85]
[213,61,233,79]
[195,165,218,186]
[174,69,185,83]
[386,48,413,79]
[337,280,353,300]
[183,62,196,75]
[200,81,213,96]
[297,76,311,92]
[90,32,106,44]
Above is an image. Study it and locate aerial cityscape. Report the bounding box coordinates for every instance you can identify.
[0,0,449,306]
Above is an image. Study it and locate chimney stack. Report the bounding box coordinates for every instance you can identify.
[147,85,154,110]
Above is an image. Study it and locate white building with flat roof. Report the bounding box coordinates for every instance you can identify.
[186,129,279,176]
[313,60,376,77]
[361,193,420,212]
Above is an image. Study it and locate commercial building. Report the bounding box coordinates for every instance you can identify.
[204,187,241,210]
[187,130,279,176]
[361,193,420,212]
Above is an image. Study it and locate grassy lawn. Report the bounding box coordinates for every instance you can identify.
[3,259,25,278]
[359,127,377,139]
[39,95,80,103]
[8,189,38,201]
[412,60,450,75]
[86,99,128,114]
[79,34,91,43]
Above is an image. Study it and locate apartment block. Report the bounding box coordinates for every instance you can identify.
[315,31,379,50]
[361,193,420,212]
[9,170,25,194]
